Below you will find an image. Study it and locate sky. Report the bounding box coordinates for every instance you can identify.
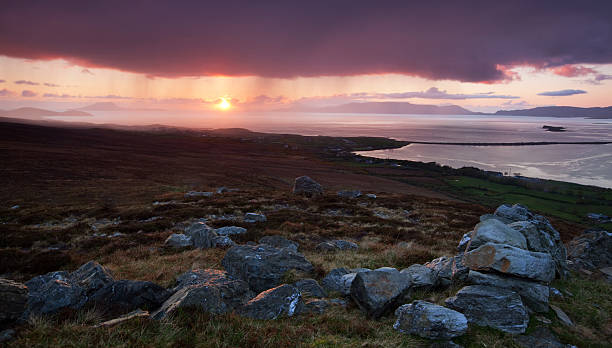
[1,1,611,113]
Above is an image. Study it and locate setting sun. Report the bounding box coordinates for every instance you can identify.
[217,97,231,110]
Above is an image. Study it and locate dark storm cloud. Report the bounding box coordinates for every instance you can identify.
[537,89,587,96]
[1,1,611,82]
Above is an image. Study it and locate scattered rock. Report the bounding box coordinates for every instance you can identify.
[184,191,213,198]
[292,176,323,197]
[466,219,527,251]
[331,240,358,250]
[425,255,469,288]
[303,298,329,314]
[237,284,303,320]
[400,264,437,290]
[587,212,611,223]
[514,327,571,348]
[244,212,267,223]
[185,222,217,249]
[337,190,362,199]
[215,226,247,236]
[315,242,337,252]
[222,244,314,293]
[259,235,299,251]
[0,278,28,328]
[94,309,149,328]
[549,287,564,300]
[550,304,574,326]
[350,270,412,318]
[211,235,235,248]
[165,233,192,248]
[293,279,327,298]
[445,285,529,334]
[70,261,115,295]
[394,300,468,340]
[88,280,172,313]
[463,243,555,282]
[467,271,549,313]
[366,193,377,199]
[321,268,350,293]
[567,229,611,272]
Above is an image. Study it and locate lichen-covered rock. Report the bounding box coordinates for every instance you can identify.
[467,271,549,313]
[567,229,611,272]
[466,219,527,251]
[350,270,412,318]
[321,268,350,293]
[400,264,437,290]
[303,298,329,314]
[463,243,555,282]
[494,204,533,222]
[70,261,114,295]
[244,212,267,223]
[293,176,323,197]
[88,280,172,313]
[237,284,303,320]
[259,235,299,251]
[222,244,313,293]
[445,285,529,334]
[0,279,27,328]
[394,300,468,340]
[212,235,235,248]
[293,279,327,298]
[331,240,358,250]
[425,255,469,288]
[215,226,247,236]
[185,222,217,249]
[165,233,192,248]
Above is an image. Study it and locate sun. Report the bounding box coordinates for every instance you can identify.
[216,97,231,110]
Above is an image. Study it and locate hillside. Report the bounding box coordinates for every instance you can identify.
[495,106,612,119]
[0,107,91,118]
[293,102,475,115]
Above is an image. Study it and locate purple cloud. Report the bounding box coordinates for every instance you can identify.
[21,90,37,97]
[0,2,611,82]
[15,80,39,86]
[43,82,61,87]
[0,79,5,83]
[537,89,587,96]
[43,93,75,98]
[0,88,15,97]
[378,87,518,100]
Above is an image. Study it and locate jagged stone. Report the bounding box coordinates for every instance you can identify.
[259,235,299,251]
[567,229,611,272]
[303,298,329,314]
[467,271,549,312]
[293,176,323,197]
[466,219,527,251]
[0,279,27,328]
[331,240,358,250]
[70,261,115,295]
[425,255,469,288]
[394,300,468,340]
[293,279,327,298]
[350,270,412,318]
[400,264,437,289]
[237,284,303,320]
[185,222,217,249]
[212,235,235,248]
[215,226,247,236]
[445,285,529,334]
[244,212,267,223]
[550,304,574,326]
[321,268,350,293]
[89,280,172,313]
[165,233,192,248]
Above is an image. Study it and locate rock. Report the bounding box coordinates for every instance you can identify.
[293,279,327,298]
[514,327,570,348]
[463,243,555,282]
[445,285,529,334]
[316,242,337,252]
[237,284,303,320]
[350,270,412,318]
[321,268,350,293]
[185,222,217,249]
[337,190,362,199]
[366,193,377,199]
[549,287,564,299]
[303,298,329,314]
[259,236,299,251]
[494,204,534,222]
[244,212,267,223]
[425,255,469,288]
[0,279,28,328]
[292,176,323,197]
[222,244,314,293]
[550,304,573,326]
[567,229,611,272]
[152,269,251,319]
[88,280,172,313]
[331,240,358,250]
[212,235,235,248]
[466,219,527,251]
[215,226,247,236]
[26,276,85,315]
[457,232,471,251]
[375,267,399,273]
[0,329,15,343]
[184,191,213,198]
[394,300,468,340]
[165,233,192,248]
[430,341,464,348]
[329,298,348,307]
[467,271,549,313]
[70,261,115,295]
[94,309,149,328]
[400,264,437,289]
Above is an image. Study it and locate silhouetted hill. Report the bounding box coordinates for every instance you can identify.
[495,106,612,119]
[0,107,91,118]
[78,102,123,111]
[292,102,476,115]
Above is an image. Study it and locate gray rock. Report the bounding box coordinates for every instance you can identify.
[350,270,412,318]
[425,255,469,288]
[292,176,323,197]
[467,219,528,251]
[337,190,362,199]
[303,298,329,314]
[366,193,377,199]
[244,212,267,223]
[457,232,471,252]
[321,268,350,293]
[331,240,358,250]
[152,269,251,319]
[184,191,213,198]
[212,235,235,248]
[293,279,327,298]
[394,300,468,340]
[550,304,574,326]
[400,264,437,289]
[222,244,313,293]
[316,242,337,252]
[514,327,571,348]
[185,222,217,249]
[259,236,299,251]
[0,279,27,328]
[567,229,611,272]
[375,267,399,273]
[70,261,114,295]
[88,280,172,313]
[445,285,529,334]
[494,204,533,222]
[165,233,192,248]
[463,243,555,282]
[237,284,303,320]
[467,271,549,312]
[215,226,247,236]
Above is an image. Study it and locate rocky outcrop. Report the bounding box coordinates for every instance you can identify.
[88,280,172,313]
[425,255,468,288]
[259,236,299,251]
[293,279,327,298]
[0,279,27,328]
[152,269,251,319]
[185,222,217,249]
[400,264,437,290]
[463,219,527,251]
[293,176,323,197]
[567,229,611,273]
[222,244,314,293]
[394,300,468,340]
[463,243,555,282]
[350,270,411,318]
[237,284,303,320]
[467,271,549,313]
[445,285,529,334]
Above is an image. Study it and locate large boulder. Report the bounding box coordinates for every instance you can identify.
[185,222,218,249]
[88,280,172,314]
[425,255,469,288]
[222,244,314,293]
[400,264,437,290]
[567,229,612,272]
[350,270,412,318]
[321,268,372,295]
[293,176,323,197]
[394,300,468,340]
[293,279,327,298]
[0,279,28,328]
[69,261,114,295]
[237,284,303,320]
[467,271,549,313]
[152,269,252,319]
[465,219,527,251]
[259,236,299,251]
[445,285,529,334]
[463,243,555,283]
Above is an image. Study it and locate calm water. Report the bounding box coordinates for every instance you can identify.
[47,111,612,188]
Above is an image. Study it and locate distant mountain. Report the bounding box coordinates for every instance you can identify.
[495,106,612,119]
[292,102,476,115]
[0,107,91,118]
[78,102,123,111]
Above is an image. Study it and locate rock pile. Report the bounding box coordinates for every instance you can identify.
[165,221,236,249]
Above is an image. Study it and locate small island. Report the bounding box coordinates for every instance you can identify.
[543,125,566,132]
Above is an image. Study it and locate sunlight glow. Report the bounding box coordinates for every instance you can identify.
[216,97,231,110]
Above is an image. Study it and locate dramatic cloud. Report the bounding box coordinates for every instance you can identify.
[551,65,597,77]
[15,80,39,86]
[0,88,15,97]
[537,89,587,96]
[21,90,37,97]
[376,87,518,100]
[1,1,611,82]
